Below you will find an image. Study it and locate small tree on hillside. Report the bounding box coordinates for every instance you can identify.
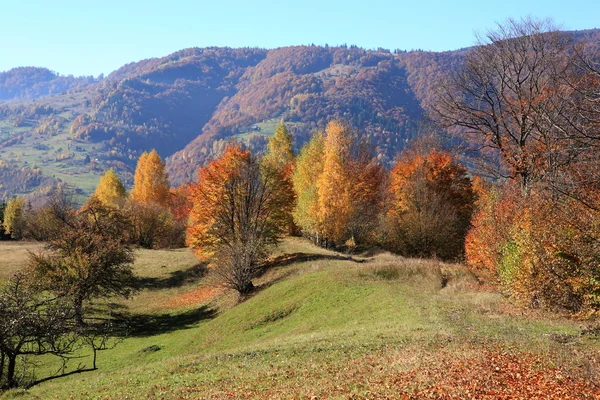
[187,144,289,294]
[27,199,136,326]
[0,274,76,389]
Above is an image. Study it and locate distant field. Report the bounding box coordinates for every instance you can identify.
[1,238,599,399]
[0,241,43,283]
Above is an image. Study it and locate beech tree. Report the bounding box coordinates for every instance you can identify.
[94,169,127,208]
[386,148,475,260]
[187,144,288,294]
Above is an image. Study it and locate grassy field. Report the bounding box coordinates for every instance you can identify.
[1,238,599,399]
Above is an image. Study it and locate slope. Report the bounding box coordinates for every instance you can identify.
[2,238,598,399]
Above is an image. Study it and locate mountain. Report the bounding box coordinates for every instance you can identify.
[0,29,598,200]
[0,67,98,101]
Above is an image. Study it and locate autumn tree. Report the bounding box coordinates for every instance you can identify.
[127,150,182,248]
[187,144,288,294]
[93,168,127,208]
[27,198,136,326]
[130,150,170,207]
[316,121,354,246]
[386,148,475,260]
[433,17,578,193]
[292,132,325,243]
[261,122,296,234]
[2,197,24,240]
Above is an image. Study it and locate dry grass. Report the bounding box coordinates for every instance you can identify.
[0,241,43,283]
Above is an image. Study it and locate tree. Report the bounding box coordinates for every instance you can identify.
[27,199,136,326]
[0,274,76,389]
[93,169,127,208]
[316,121,354,245]
[3,197,24,240]
[261,122,296,234]
[130,150,170,207]
[187,144,288,294]
[433,17,578,193]
[386,148,475,260]
[292,132,325,243]
[346,140,384,245]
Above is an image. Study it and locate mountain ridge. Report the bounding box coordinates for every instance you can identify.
[0,28,598,200]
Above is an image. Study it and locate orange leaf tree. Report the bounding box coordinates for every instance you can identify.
[187,143,289,294]
[386,148,475,260]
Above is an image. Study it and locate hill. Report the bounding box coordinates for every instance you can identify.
[1,237,598,398]
[0,29,598,200]
[0,67,98,101]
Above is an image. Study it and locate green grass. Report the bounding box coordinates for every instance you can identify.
[0,238,598,398]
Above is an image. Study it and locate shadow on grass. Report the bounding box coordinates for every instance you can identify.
[134,262,208,290]
[115,305,216,337]
[265,252,365,269]
[29,367,97,388]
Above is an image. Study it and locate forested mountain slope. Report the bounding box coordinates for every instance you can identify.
[0,29,598,198]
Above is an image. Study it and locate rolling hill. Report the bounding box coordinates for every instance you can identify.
[1,237,598,398]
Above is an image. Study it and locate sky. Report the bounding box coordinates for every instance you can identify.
[2,0,598,77]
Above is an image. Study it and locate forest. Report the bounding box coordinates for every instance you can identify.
[0,17,600,397]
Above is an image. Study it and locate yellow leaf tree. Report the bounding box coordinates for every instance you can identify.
[130,149,170,207]
[316,121,353,245]
[261,122,296,234]
[292,132,325,242]
[93,168,127,208]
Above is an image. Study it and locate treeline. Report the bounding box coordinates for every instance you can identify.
[0,67,97,101]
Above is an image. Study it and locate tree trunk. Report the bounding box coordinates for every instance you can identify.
[6,354,16,388]
[74,295,85,326]
[0,351,5,385]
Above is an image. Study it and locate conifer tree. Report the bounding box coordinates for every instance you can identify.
[93,168,127,208]
[3,197,25,240]
[292,132,325,242]
[262,123,296,234]
[316,121,353,245]
[130,150,170,207]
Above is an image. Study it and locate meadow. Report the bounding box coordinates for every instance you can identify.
[1,237,598,399]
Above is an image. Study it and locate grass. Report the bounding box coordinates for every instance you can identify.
[0,241,43,283]
[0,237,599,398]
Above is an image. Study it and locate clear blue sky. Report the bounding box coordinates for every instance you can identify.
[2,0,598,77]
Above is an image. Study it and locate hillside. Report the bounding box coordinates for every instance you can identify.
[0,29,598,200]
[1,237,598,398]
[0,67,98,101]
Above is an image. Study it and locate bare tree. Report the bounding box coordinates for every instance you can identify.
[432,17,582,194]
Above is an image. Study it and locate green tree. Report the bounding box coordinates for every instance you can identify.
[3,198,25,240]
